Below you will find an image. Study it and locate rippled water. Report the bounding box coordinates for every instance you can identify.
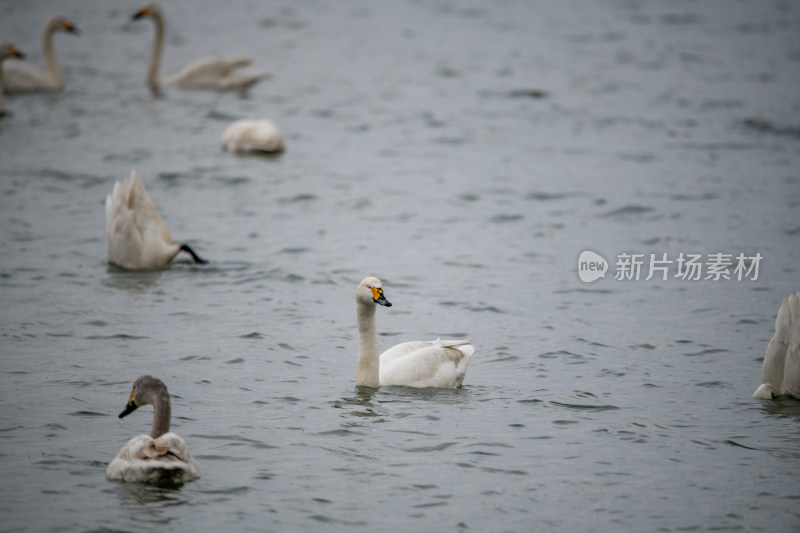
[1,0,799,531]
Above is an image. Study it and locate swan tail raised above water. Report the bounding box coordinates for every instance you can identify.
[781,322,800,398]
[106,167,175,269]
[105,167,206,269]
[753,292,800,399]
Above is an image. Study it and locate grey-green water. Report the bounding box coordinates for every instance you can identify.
[1,0,799,531]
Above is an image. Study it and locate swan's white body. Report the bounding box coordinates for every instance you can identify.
[221,119,284,153]
[107,375,200,484]
[105,166,205,270]
[107,432,200,484]
[0,43,25,114]
[753,292,800,399]
[133,3,264,92]
[2,16,79,94]
[355,277,474,388]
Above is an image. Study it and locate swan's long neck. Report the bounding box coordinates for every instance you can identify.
[0,63,4,113]
[356,301,380,388]
[148,387,172,439]
[147,12,165,88]
[42,20,63,89]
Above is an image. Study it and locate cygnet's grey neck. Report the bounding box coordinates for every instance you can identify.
[147,386,172,439]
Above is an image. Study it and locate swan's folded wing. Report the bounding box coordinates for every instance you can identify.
[107,434,200,482]
[2,64,53,93]
[380,342,473,388]
[380,339,473,364]
[380,341,439,365]
[215,72,265,92]
[166,57,260,89]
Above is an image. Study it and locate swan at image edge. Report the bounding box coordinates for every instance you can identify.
[106,375,200,484]
[2,15,80,94]
[105,166,207,270]
[221,119,285,153]
[753,292,800,399]
[355,276,474,388]
[132,3,265,92]
[0,43,25,114]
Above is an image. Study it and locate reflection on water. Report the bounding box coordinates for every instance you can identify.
[759,397,800,419]
[102,268,165,291]
[110,481,190,526]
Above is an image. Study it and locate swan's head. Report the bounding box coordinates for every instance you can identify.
[357,276,392,307]
[0,42,25,62]
[132,3,162,21]
[118,375,167,418]
[49,16,80,35]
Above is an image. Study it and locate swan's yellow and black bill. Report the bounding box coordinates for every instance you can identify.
[119,388,138,418]
[64,21,80,35]
[371,287,392,307]
[132,7,149,20]
[10,46,24,59]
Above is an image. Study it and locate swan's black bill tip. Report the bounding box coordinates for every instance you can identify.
[118,402,138,419]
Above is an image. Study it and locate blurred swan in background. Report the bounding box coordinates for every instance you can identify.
[753,292,800,400]
[106,375,200,484]
[132,3,264,92]
[3,16,80,94]
[0,43,25,114]
[221,119,284,153]
[354,276,474,388]
[105,166,207,270]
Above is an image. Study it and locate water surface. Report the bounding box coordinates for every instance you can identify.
[1,0,799,531]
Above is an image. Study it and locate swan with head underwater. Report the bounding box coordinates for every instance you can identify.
[2,15,80,94]
[355,276,475,388]
[221,119,284,154]
[106,375,200,484]
[105,166,207,270]
[753,292,800,400]
[131,3,264,93]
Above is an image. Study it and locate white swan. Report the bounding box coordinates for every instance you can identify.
[221,119,284,153]
[753,292,800,399]
[107,375,200,484]
[355,276,475,388]
[0,43,25,114]
[105,166,207,270]
[132,3,264,92]
[2,16,79,94]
